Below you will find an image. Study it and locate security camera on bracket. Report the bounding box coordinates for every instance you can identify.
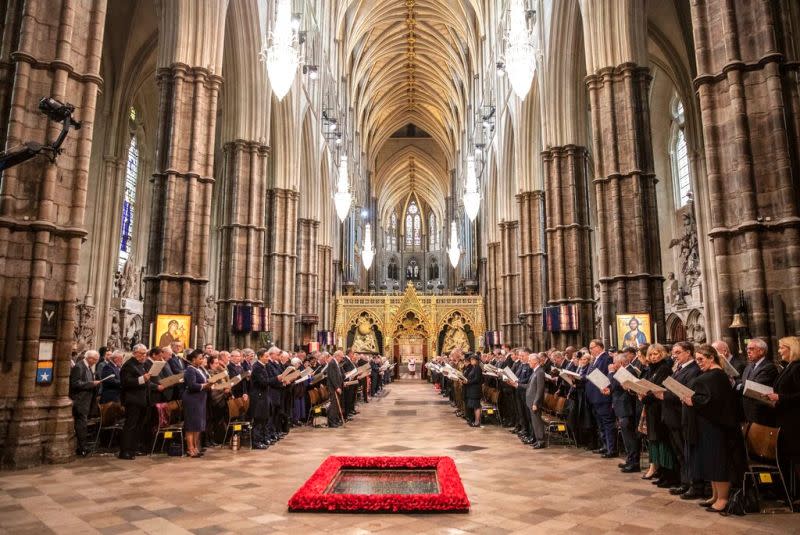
[0,97,82,171]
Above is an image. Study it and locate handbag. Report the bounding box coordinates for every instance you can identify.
[637,407,648,435]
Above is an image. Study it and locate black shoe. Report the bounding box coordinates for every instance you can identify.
[532,442,546,449]
[76,448,89,457]
[670,486,690,495]
[681,489,704,500]
[253,443,269,450]
[135,450,149,456]
[620,465,641,473]
[657,479,678,488]
[600,452,618,459]
[592,448,608,455]
[618,462,628,469]
[118,452,135,460]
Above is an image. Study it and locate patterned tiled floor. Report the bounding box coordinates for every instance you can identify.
[1,381,797,534]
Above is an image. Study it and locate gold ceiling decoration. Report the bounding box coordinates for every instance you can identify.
[405,0,417,108]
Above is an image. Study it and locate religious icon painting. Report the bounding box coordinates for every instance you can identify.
[155,314,191,349]
[616,313,651,349]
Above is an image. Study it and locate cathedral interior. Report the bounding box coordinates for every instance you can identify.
[0,0,799,494]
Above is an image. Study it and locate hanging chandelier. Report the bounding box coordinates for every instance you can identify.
[503,0,536,100]
[463,155,480,222]
[362,223,375,270]
[261,0,301,101]
[447,221,461,269]
[334,155,351,222]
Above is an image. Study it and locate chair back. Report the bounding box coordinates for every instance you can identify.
[227,398,241,419]
[99,401,124,426]
[744,423,780,464]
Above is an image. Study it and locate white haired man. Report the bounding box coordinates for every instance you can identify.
[69,349,101,456]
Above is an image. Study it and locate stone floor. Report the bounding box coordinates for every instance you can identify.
[1,380,797,535]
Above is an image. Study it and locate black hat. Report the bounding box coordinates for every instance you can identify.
[468,353,480,361]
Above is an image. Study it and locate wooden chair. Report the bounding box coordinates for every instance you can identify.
[223,396,253,448]
[542,395,575,447]
[151,400,184,456]
[92,401,125,453]
[742,423,794,513]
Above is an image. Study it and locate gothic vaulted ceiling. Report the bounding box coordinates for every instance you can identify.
[336,0,483,222]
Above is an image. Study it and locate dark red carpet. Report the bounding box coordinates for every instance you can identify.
[288,456,470,513]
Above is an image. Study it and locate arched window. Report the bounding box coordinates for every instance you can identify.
[405,200,421,248]
[428,213,437,249]
[670,96,691,207]
[389,212,398,251]
[118,117,139,272]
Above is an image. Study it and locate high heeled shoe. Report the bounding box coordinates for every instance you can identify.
[641,472,657,480]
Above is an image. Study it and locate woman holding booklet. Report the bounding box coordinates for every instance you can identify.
[183,350,209,458]
[680,344,739,513]
[639,344,677,485]
[767,336,800,499]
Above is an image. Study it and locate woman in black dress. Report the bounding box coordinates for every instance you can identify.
[681,344,739,513]
[567,352,596,448]
[766,336,800,500]
[639,344,676,484]
[463,354,484,427]
[182,350,209,458]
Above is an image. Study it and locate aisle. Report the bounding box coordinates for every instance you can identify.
[0,382,795,534]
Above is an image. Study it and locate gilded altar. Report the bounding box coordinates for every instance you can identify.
[334,283,485,358]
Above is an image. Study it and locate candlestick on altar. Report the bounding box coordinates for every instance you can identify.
[608,324,613,347]
[654,323,658,344]
[149,322,154,347]
[193,325,198,349]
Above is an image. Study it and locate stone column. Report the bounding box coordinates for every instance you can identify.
[295,218,319,346]
[143,64,222,347]
[691,0,800,341]
[500,221,521,345]
[543,145,594,346]
[586,63,665,341]
[217,140,269,348]
[265,188,299,348]
[0,0,107,467]
[485,242,501,332]
[317,244,333,330]
[517,191,546,351]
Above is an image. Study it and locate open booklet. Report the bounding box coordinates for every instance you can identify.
[743,380,775,406]
[148,361,166,376]
[613,366,639,386]
[662,376,695,399]
[721,357,740,378]
[159,371,184,388]
[587,368,611,390]
[207,371,229,385]
[212,374,243,390]
[501,367,519,384]
[559,369,581,386]
[622,378,667,395]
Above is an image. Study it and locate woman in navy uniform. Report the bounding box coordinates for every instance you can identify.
[182,350,209,458]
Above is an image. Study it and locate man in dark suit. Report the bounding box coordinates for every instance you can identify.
[265,347,288,440]
[511,350,533,442]
[586,339,616,457]
[658,342,702,497]
[327,351,345,427]
[70,350,101,456]
[167,340,186,374]
[97,350,123,404]
[341,349,358,418]
[526,353,547,449]
[609,351,640,472]
[738,338,779,425]
[712,339,746,378]
[356,352,370,403]
[119,344,154,459]
[144,346,175,403]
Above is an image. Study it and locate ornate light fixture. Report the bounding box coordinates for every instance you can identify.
[362,223,375,270]
[463,155,480,221]
[334,155,351,222]
[261,0,301,101]
[503,0,536,100]
[447,221,461,268]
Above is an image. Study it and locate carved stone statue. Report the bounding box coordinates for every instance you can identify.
[73,299,96,352]
[106,314,121,350]
[200,295,217,347]
[442,314,470,354]
[593,282,603,337]
[664,272,680,307]
[352,314,378,353]
[669,208,701,289]
[117,258,140,300]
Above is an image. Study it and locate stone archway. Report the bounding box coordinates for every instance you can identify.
[393,310,429,380]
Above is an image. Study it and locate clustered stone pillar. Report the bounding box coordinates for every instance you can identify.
[586,63,665,342]
[691,0,800,341]
[295,218,319,345]
[217,140,269,348]
[517,191,546,351]
[543,146,594,347]
[485,242,501,335]
[317,244,334,330]
[499,221,521,345]
[143,64,221,347]
[266,188,299,348]
[0,0,107,467]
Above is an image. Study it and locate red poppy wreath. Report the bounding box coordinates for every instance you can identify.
[288,456,470,513]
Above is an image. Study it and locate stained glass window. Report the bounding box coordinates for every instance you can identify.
[118,131,139,272]
[671,97,691,207]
